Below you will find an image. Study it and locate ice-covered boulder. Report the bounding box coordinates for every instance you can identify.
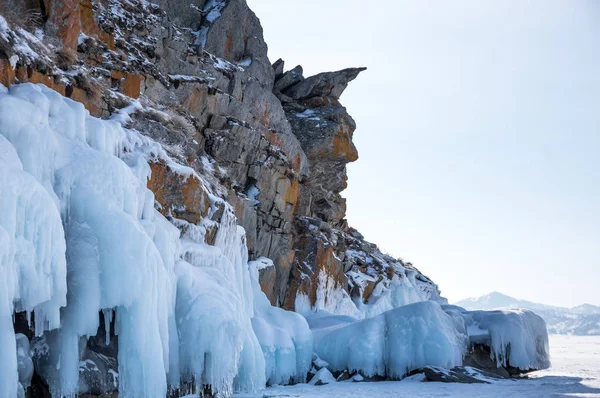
[308,368,336,386]
[308,301,550,381]
[310,301,468,379]
[15,334,33,391]
[449,305,551,372]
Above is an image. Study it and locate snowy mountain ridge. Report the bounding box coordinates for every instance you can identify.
[456,292,600,335]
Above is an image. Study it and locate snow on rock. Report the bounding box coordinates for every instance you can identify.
[311,301,467,380]
[308,368,336,386]
[312,355,329,370]
[250,258,313,386]
[195,0,227,48]
[15,333,34,390]
[344,247,447,319]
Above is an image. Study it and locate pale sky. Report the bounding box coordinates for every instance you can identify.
[248,0,600,307]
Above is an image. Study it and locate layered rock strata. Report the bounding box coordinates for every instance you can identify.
[0,0,447,395]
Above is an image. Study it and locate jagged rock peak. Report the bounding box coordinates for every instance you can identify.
[274,61,366,101]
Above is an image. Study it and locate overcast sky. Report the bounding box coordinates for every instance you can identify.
[248,0,600,307]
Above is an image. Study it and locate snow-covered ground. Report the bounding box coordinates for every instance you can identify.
[238,335,600,397]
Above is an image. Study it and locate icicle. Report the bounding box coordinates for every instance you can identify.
[103,309,113,345]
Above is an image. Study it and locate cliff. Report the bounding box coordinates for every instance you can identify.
[0,1,549,397]
[0,0,442,312]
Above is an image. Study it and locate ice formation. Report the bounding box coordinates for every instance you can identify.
[354,266,448,319]
[296,251,448,320]
[309,301,467,379]
[309,302,550,380]
[0,82,550,397]
[0,83,309,397]
[0,93,68,398]
[457,307,551,370]
[249,258,313,385]
[175,214,266,396]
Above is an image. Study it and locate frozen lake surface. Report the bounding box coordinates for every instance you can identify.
[237,335,600,397]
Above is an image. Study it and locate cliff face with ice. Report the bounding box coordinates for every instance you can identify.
[0,1,550,397]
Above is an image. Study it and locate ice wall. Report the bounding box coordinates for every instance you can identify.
[309,302,550,379]
[309,301,467,379]
[249,258,313,385]
[456,307,551,370]
[0,95,67,398]
[0,83,309,397]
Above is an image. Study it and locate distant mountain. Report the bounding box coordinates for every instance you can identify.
[571,303,600,315]
[455,292,600,336]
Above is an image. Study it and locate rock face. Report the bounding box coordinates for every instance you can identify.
[276,63,364,226]
[1,0,444,395]
[422,366,506,384]
[1,0,442,314]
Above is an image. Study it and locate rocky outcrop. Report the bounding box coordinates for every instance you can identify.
[1,0,441,312]
[1,1,444,395]
[422,366,506,384]
[147,161,212,224]
[276,62,364,225]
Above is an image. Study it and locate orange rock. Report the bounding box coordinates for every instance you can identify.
[69,86,103,116]
[314,123,358,163]
[148,161,211,224]
[15,67,28,82]
[265,131,283,148]
[27,70,67,96]
[79,0,96,35]
[274,178,300,215]
[79,0,115,50]
[283,179,300,208]
[179,85,209,117]
[283,237,349,311]
[48,0,81,50]
[305,246,347,308]
[111,70,143,99]
[362,275,384,303]
[111,70,125,80]
[9,65,104,115]
[224,30,233,59]
[256,100,272,128]
[120,73,142,98]
[0,59,15,87]
[330,124,359,162]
